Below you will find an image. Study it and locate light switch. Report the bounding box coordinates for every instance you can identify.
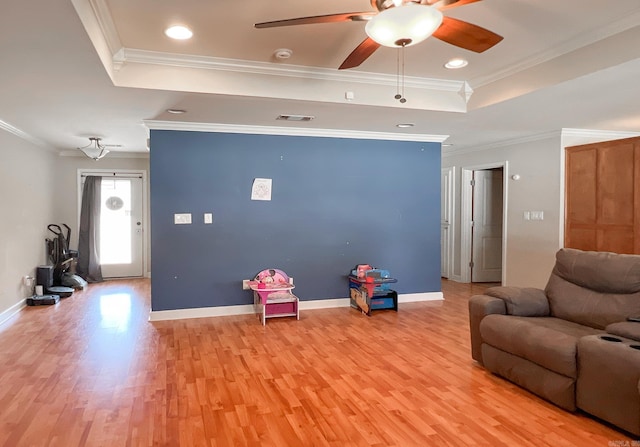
[531,211,544,221]
[523,211,531,221]
[174,213,192,224]
[204,213,213,224]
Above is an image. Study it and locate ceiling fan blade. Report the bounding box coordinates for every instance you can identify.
[428,0,482,11]
[339,37,381,70]
[255,12,375,29]
[432,16,503,53]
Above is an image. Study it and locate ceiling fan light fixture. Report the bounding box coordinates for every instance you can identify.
[365,4,443,48]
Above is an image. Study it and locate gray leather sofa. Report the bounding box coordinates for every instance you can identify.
[469,248,640,435]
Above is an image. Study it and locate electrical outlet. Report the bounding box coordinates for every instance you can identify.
[204,213,213,224]
[242,279,250,290]
[23,276,32,287]
[174,213,192,224]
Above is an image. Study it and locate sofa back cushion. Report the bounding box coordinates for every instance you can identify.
[545,248,640,329]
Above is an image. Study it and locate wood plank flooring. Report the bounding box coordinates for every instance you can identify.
[0,279,634,446]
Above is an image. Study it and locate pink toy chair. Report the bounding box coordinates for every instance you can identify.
[250,268,299,325]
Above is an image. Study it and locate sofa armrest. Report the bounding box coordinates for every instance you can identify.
[469,295,506,364]
[485,286,550,317]
[606,322,640,342]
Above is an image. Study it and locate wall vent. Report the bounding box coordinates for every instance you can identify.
[276,114,314,122]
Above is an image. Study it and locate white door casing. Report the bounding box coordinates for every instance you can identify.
[441,167,454,278]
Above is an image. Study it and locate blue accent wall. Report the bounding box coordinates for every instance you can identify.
[150,130,441,311]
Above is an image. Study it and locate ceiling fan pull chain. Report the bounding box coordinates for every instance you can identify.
[395,48,401,100]
[399,43,407,103]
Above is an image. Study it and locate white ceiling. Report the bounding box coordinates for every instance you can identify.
[1,0,640,156]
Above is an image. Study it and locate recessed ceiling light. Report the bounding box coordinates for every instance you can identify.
[167,108,186,114]
[396,123,414,128]
[445,58,468,69]
[165,25,193,40]
[277,114,314,122]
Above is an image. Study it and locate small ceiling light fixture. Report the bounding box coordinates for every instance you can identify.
[167,108,187,114]
[365,3,443,48]
[396,123,414,128]
[276,114,314,122]
[273,48,293,60]
[165,25,193,40]
[445,57,469,69]
[77,137,120,161]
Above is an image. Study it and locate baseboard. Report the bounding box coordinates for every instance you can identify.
[149,304,255,321]
[149,291,443,321]
[399,291,444,302]
[0,299,26,326]
[299,298,350,310]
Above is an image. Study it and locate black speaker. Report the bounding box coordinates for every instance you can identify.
[36,265,53,289]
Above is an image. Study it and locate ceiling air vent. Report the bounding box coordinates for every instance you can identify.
[276,114,314,122]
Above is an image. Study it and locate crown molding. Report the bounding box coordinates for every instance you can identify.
[144,120,449,143]
[442,130,563,158]
[58,149,149,159]
[470,9,640,88]
[86,0,121,57]
[0,119,47,148]
[114,48,466,92]
[560,128,640,140]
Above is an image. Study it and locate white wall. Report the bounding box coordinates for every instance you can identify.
[443,129,640,289]
[443,134,564,288]
[53,155,150,273]
[0,131,57,320]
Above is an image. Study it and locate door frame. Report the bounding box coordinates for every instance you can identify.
[441,166,455,279]
[77,169,149,278]
[460,161,509,284]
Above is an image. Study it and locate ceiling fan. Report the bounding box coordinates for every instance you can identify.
[255,0,503,70]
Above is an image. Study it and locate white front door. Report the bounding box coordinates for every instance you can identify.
[471,169,503,282]
[79,172,145,278]
[99,176,144,278]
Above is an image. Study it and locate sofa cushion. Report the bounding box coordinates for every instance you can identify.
[545,249,640,329]
[552,248,640,294]
[480,315,603,378]
[546,275,640,329]
[485,286,549,316]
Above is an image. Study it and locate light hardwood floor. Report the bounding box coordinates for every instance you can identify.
[0,279,634,446]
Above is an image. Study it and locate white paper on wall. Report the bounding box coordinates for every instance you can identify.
[251,178,272,201]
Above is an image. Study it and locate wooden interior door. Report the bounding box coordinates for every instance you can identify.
[565,136,640,254]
